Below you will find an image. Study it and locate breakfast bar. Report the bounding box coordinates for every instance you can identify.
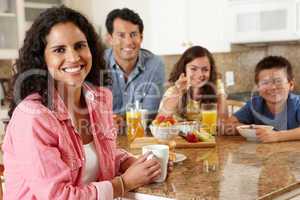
[118,136,300,200]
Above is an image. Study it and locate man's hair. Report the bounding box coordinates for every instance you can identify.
[105,8,144,34]
[255,56,294,83]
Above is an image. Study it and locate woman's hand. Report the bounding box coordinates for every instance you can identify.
[256,128,278,143]
[122,153,161,191]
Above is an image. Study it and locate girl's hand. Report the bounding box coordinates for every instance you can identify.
[175,73,188,93]
[256,128,278,143]
[122,153,161,191]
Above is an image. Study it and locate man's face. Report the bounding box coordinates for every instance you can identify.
[257,68,294,107]
[108,18,143,64]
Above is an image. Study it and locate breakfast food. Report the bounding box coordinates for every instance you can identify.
[152,115,177,127]
[180,130,211,143]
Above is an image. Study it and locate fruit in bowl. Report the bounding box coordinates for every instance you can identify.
[236,125,274,142]
[149,125,179,140]
[176,121,200,134]
[179,130,211,143]
[152,115,176,127]
[150,115,178,140]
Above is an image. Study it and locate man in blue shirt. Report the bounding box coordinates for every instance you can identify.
[104,8,165,122]
[226,56,300,143]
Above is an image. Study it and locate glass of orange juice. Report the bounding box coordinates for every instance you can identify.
[126,103,144,143]
[201,103,217,135]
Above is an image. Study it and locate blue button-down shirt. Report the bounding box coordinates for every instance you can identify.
[234,93,300,130]
[105,48,165,115]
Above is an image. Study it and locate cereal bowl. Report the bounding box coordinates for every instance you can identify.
[236,125,274,141]
[149,125,179,141]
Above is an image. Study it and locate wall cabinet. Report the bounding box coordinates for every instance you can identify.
[0,0,231,59]
[91,0,230,55]
[144,0,230,54]
[229,0,300,44]
[0,0,20,59]
[147,0,230,55]
[0,0,71,59]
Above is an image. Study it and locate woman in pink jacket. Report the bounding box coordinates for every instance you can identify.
[3,6,165,199]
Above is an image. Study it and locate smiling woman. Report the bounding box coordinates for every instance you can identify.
[44,22,92,87]
[2,6,166,200]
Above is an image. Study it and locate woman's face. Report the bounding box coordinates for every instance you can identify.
[185,56,211,88]
[44,22,92,88]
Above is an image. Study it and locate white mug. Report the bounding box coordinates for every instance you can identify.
[142,144,169,183]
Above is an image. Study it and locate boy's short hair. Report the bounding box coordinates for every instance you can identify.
[105,8,144,35]
[255,56,294,83]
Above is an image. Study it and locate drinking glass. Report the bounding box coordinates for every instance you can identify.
[126,103,144,143]
[201,103,217,135]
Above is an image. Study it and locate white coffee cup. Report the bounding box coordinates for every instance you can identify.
[142,144,169,183]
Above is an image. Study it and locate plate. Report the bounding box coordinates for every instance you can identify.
[174,153,187,163]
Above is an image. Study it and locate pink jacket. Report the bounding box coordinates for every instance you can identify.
[3,84,132,199]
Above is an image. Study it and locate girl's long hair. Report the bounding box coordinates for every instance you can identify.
[168,46,218,117]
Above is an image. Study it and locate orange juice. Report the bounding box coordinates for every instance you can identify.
[126,111,144,142]
[201,110,217,135]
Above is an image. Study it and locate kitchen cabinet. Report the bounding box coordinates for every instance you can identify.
[0,0,21,59]
[90,0,230,55]
[229,0,300,44]
[146,0,187,55]
[90,0,151,48]
[147,0,230,55]
[187,0,230,53]
[0,0,72,59]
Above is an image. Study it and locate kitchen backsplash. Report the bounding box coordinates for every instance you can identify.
[162,43,300,94]
[0,60,13,78]
[0,44,300,94]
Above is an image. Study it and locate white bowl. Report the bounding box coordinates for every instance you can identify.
[236,125,274,141]
[149,125,179,140]
[176,121,200,135]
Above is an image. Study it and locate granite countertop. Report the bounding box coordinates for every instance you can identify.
[118,136,300,200]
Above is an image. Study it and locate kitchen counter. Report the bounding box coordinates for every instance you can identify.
[117,136,300,200]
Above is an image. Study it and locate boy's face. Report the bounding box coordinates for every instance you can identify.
[257,68,294,106]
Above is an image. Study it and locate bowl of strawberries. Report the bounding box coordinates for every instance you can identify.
[150,115,179,140]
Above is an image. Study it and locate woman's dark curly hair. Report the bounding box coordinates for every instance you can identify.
[9,6,108,117]
[168,46,218,117]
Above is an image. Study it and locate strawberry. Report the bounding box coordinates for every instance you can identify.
[165,116,176,125]
[186,132,198,143]
[155,115,166,123]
